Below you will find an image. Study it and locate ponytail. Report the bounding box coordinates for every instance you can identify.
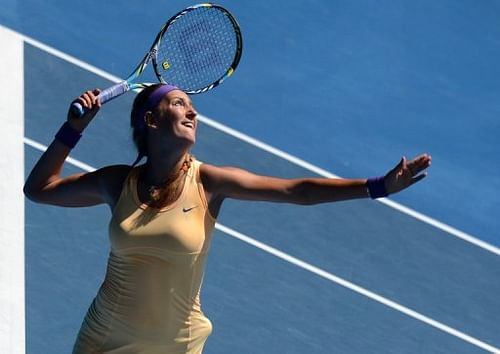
[130,84,163,166]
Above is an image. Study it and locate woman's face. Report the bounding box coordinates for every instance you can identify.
[154,90,197,146]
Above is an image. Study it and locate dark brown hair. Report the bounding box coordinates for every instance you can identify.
[130,84,164,165]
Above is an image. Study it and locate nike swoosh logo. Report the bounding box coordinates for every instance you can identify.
[182,206,198,213]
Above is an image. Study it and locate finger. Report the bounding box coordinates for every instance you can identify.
[411,153,431,165]
[86,90,101,110]
[408,155,432,175]
[82,91,93,108]
[411,172,427,185]
[88,90,99,104]
[392,156,406,173]
[78,96,91,109]
[397,156,407,176]
[412,163,431,176]
[91,89,101,106]
[89,93,97,106]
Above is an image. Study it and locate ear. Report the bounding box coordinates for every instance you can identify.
[144,111,159,129]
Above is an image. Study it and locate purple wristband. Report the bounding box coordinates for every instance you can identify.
[55,122,82,149]
[367,176,388,199]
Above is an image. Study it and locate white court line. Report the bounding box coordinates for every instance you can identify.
[4,23,497,257]
[22,138,500,353]
[0,26,25,354]
[11,21,499,350]
[197,116,500,256]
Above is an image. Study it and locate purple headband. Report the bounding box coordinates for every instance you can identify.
[135,84,180,130]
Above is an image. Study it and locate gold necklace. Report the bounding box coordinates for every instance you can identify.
[146,155,192,204]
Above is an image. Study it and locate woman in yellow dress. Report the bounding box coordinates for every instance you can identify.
[24,84,431,353]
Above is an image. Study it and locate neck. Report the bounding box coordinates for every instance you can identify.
[143,149,190,186]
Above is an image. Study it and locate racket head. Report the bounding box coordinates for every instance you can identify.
[152,3,243,94]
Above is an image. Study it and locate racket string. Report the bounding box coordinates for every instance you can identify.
[156,6,238,91]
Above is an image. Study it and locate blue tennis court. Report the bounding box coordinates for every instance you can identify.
[1,1,499,353]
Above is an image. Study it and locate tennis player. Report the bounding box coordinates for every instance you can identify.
[24,84,431,354]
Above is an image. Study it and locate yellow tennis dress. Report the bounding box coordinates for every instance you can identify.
[73,160,216,354]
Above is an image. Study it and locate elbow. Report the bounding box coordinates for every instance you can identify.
[288,182,316,205]
[23,183,43,203]
[23,183,36,201]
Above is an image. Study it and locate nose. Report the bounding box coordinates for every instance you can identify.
[187,105,197,120]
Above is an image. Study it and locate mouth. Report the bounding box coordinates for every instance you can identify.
[181,121,195,129]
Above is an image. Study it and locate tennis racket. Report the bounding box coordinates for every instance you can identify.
[72,3,243,117]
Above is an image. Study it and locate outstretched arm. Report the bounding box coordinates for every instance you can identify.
[201,154,431,206]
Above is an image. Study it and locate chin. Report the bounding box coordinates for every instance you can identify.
[173,129,196,145]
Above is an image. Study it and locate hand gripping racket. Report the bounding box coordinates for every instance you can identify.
[71,3,243,117]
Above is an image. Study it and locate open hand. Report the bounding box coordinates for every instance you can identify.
[384,154,432,195]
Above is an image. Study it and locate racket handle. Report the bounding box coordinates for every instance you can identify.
[70,81,130,118]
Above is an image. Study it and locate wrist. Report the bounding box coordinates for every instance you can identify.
[55,121,82,149]
[366,176,388,199]
[67,118,88,133]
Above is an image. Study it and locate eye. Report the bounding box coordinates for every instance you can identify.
[172,98,185,107]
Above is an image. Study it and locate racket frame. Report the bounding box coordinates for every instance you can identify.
[151,3,243,94]
[71,2,243,116]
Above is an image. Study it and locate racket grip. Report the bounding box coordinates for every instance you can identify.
[70,81,130,118]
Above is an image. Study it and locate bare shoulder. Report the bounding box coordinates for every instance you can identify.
[199,163,220,193]
[199,163,261,199]
[199,163,249,216]
[96,164,133,206]
[199,163,240,188]
[199,163,244,177]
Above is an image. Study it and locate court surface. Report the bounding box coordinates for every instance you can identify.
[0,1,499,353]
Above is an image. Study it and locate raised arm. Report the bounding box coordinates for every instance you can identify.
[200,154,431,208]
[23,89,129,208]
